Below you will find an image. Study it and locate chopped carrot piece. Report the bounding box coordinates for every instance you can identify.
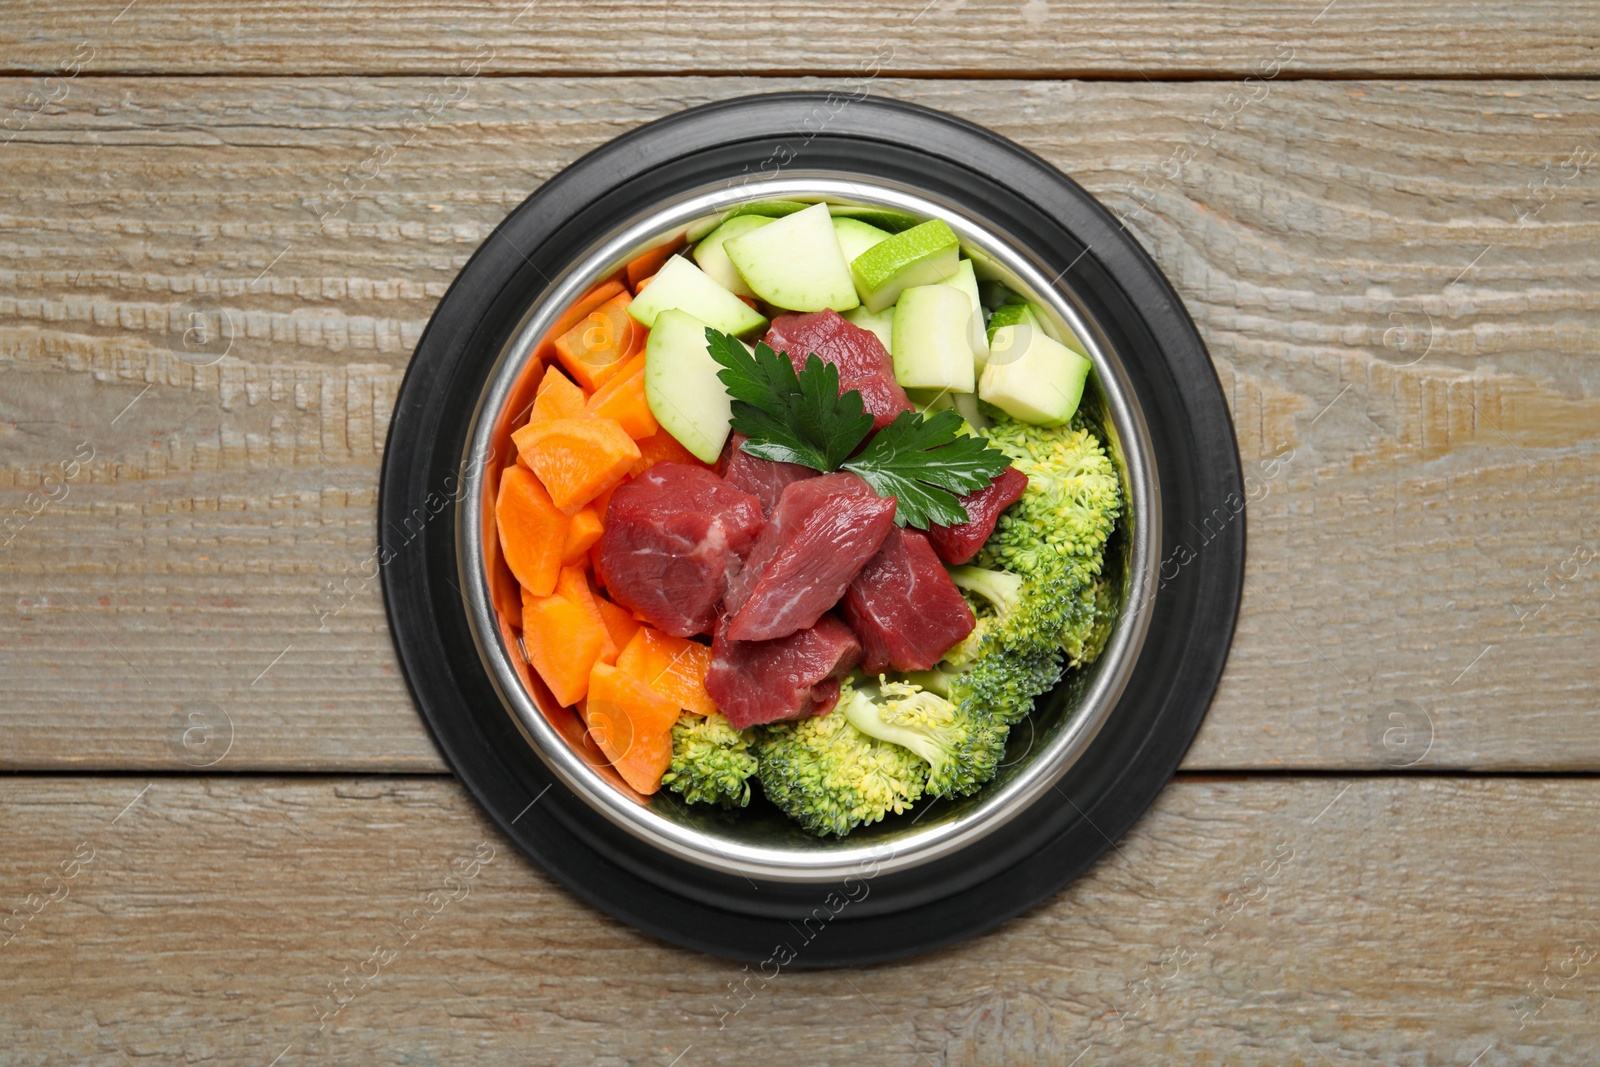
[531,364,588,423]
[626,242,682,293]
[614,628,650,676]
[560,505,604,565]
[532,277,626,369]
[519,581,542,637]
[616,626,718,717]
[584,353,657,439]
[557,565,616,665]
[511,416,641,513]
[585,662,680,794]
[595,595,640,652]
[548,278,626,343]
[630,429,704,476]
[495,465,568,597]
[500,352,550,453]
[496,562,523,631]
[590,482,620,522]
[554,293,642,392]
[521,589,608,705]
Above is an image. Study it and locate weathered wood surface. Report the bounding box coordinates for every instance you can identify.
[1,775,1596,1065]
[1,76,1597,771]
[2,1,1594,78]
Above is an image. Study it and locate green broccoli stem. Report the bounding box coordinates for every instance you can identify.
[947,564,1024,616]
[901,668,956,697]
[841,688,952,780]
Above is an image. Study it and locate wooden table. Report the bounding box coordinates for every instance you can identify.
[3,4,1597,1063]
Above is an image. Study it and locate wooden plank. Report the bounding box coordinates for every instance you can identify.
[2,775,1597,1063]
[2,2,1595,77]
[1,77,1597,770]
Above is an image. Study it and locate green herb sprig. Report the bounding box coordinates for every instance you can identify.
[705,327,1011,529]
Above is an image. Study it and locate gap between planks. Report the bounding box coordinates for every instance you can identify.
[0,68,1594,81]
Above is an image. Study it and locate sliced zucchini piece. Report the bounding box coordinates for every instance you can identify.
[828,204,921,232]
[627,255,768,337]
[891,283,978,393]
[693,215,773,298]
[980,324,1091,426]
[850,218,961,312]
[941,258,988,364]
[833,217,893,265]
[726,200,811,219]
[843,305,895,351]
[725,203,859,313]
[985,302,1038,344]
[644,310,736,463]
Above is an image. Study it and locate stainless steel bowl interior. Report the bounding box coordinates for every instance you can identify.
[459,174,1160,884]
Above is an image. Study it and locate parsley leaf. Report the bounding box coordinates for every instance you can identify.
[703,326,1012,529]
[842,409,1013,528]
[706,328,872,470]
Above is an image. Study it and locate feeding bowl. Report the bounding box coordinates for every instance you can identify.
[380,93,1243,964]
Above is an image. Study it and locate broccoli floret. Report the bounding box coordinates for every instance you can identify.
[895,418,1121,785]
[969,414,1123,668]
[1070,575,1118,667]
[841,678,1008,798]
[954,645,1064,726]
[982,415,1122,564]
[945,563,1065,666]
[917,645,1064,729]
[661,713,758,808]
[952,559,1102,669]
[755,682,927,837]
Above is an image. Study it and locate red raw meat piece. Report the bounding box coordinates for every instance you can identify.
[722,472,897,642]
[841,526,976,673]
[925,466,1029,565]
[764,310,916,430]
[705,613,862,729]
[718,432,816,517]
[597,463,765,637]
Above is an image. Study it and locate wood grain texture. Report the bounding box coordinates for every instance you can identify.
[2,1,1596,77]
[2,775,1597,1064]
[1,76,1597,770]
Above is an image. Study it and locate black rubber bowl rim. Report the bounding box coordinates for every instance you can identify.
[379,92,1244,967]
